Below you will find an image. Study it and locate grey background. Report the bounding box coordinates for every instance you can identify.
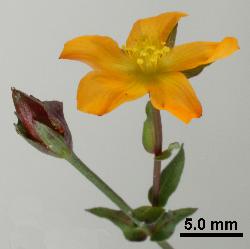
[0,0,249,248]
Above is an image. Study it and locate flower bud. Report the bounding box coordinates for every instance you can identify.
[12,88,72,157]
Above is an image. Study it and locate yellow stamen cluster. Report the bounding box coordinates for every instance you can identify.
[122,41,170,73]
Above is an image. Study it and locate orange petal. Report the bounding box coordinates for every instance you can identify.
[126,12,187,47]
[149,72,202,123]
[77,71,147,115]
[60,35,128,72]
[164,37,239,72]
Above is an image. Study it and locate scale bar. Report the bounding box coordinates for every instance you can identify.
[180,233,243,237]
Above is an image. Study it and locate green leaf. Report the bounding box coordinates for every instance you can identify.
[155,142,180,161]
[182,63,211,78]
[34,121,71,159]
[151,208,197,241]
[166,24,178,48]
[158,144,185,206]
[87,207,147,242]
[148,145,185,207]
[123,227,148,242]
[142,102,156,153]
[87,207,133,227]
[133,206,165,224]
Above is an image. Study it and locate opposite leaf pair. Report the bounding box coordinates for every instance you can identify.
[88,206,196,242]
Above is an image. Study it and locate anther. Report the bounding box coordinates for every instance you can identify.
[137,58,144,65]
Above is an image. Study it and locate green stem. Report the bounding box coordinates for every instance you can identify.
[152,106,163,206]
[157,241,174,249]
[65,152,171,249]
[66,152,134,219]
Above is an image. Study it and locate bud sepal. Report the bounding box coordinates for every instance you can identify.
[12,88,72,157]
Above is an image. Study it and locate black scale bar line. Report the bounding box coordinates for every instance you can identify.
[180,233,243,237]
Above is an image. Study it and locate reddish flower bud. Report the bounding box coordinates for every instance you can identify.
[12,88,72,157]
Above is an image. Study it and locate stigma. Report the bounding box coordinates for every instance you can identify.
[122,40,170,73]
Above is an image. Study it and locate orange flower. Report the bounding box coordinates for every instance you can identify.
[60,12,239,123]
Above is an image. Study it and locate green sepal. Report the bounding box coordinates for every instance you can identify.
[14,121,59,157]
[142,102,156,153]
[182,63,211,78]
[133,206,165,224]
[34,121,72,159]
[148,145,185,207]
[87,207,147,242]
[151,208,197,241]
[166,24,178,48]
[166,23,210,79]
[155,142,180,161]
